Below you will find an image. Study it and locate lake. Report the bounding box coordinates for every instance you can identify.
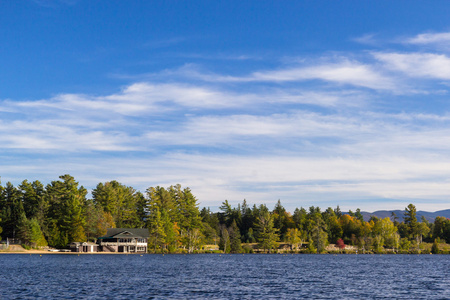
[0,254,448,299]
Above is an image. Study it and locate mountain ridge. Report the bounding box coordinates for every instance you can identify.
[357,209,450,222]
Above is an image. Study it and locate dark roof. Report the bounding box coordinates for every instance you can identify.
[101,228,149,239]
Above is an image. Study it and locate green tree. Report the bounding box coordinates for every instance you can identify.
[147,207,166,252]
[255,209,279,253]
[45,175,87,247]
[309,211,328,253]
[218,225,230,253]
[293,207,307,230]
[285,228,303,251]
[0,182,24,239]
[18,217,47,248]
[431,238,440,254]
[432,216,448,240]
[93,181,142,228]
[272,200,290,238]
[404,204,418,240]
[355,208,364,223]
[322,208,342,243]
[146,186,178,252]
[172,185,203,253]
[372,217,398,252]
[219,200,233,227]
[417,221,430,244]
[229,220,242,253]
[84,201,115,241]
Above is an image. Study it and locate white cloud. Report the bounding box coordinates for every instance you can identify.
[352,33,380,46]
[249,61,393,89]
[374,52,450,80]
[3,42,450,211]
[144,60,398,91]
[406,32,450,45]
[4,152,449,212]
[190,61,397,91]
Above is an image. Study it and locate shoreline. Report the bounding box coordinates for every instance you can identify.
[0,250,445,255]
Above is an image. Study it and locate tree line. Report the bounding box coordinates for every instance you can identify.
[207,201,450,254]
[0,175,449,253]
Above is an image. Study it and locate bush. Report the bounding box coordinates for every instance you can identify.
[243,245,254,254]
[431,239,440,254]
[22,244,31,250]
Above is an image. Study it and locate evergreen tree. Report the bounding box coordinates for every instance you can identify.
[148,207,166,252]
[172,185,203,253]
[219,225,230,253]
[219,200,233,227]
[229,220,242,253]
[240,199,254,242]
[355,208,364,223]
[404,204,418,241]
[92,181,142,228]
[431,238,440,254]
[1,182,25,239]
[45,175,87,247]
[18,217,47,248]
[19,180,48,238]
[309,210,328,253]
[84,201,115,241]
[255,209,279,253]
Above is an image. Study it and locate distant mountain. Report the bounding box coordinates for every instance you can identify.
[358,209,450,222]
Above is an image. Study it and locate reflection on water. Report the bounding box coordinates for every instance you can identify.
[0,254,448,299]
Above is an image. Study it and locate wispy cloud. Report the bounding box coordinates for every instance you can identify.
[144,60,399,92]
[352,33,381,46]
[374,52,450,80]
[248,61,396,90]
[4,30,450,211]
[405,32,450,45]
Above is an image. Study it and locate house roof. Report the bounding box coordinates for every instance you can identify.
[70,242,98,246]
[100,228,149,239]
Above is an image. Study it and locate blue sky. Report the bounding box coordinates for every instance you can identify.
[2,1,450,212]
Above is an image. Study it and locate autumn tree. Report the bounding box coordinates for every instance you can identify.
[84,201,115,241]
[285,228,303,251]
[336,238,345,252]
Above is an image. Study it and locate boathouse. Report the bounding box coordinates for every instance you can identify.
[70,242,99,253]
[97,228,149,253]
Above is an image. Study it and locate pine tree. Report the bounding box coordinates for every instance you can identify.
[404,204,418,240]
[219,225,230,253]
[229,220,242,253]
[45,175,87,247]
[256,210,279,253]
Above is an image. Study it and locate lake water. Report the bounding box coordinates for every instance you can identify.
[0,254,448,299]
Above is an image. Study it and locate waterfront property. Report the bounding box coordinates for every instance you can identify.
[70,242,99,253]
[97,228,149,253]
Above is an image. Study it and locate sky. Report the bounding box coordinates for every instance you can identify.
[2,1,450,212]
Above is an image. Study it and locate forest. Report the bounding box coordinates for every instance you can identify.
[1,174,449,254]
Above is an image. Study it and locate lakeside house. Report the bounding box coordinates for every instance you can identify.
[70,242,99,253]
[96,228,149,253]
